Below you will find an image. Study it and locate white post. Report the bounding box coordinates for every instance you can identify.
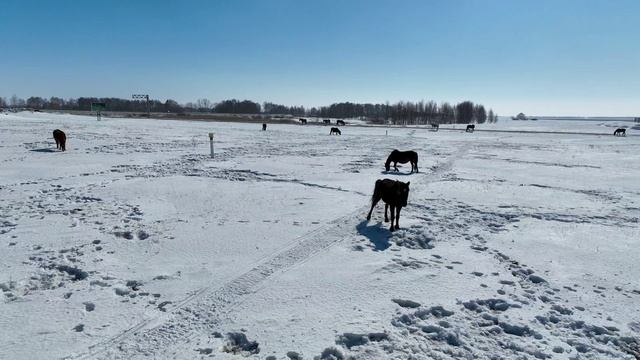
[208,132,214,158]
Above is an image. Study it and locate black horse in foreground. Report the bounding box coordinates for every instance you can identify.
[53,129,66,151]
[614,128,626,136]
[385,149,418,173]
[330,127,341,135]
[366,179,410,231]
[466,124,475,132]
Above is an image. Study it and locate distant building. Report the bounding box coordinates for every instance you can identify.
[512,113,528,120]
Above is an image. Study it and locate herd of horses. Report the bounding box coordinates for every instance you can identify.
[49,120,631,233]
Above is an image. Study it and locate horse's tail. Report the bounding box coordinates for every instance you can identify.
[371,180,382,204]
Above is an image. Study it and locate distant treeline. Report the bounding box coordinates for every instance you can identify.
[0,95,497,124]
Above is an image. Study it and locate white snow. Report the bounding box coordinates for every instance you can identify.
[1,111,639,359]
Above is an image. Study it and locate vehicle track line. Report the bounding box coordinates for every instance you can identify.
[67,145,469,360]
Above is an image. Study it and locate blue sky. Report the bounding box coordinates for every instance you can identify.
[1,0,638,116]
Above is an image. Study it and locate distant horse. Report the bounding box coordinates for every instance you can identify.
[385,149,418,173]
[614,128,626,137]
[336,120,346,126]
[366,179,410,231]
[299,118,307,125]
[53,129,66,151]
[330,127,341,135]
[430,123,439,132]
[323,119,331,125]
[466,124,475,132]
[262,123,267,131]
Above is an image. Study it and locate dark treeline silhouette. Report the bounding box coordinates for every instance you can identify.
[1,95,497,124]
[307,100,496,124]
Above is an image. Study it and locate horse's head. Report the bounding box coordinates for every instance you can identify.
[396,181,410,207]
[385,150,398,171]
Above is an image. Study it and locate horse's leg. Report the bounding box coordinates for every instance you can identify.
[414,159,418,173]
[394,161,399,171]
[367,195,380,221]
[384,203,389,222]
[395,207,401,230]
[389,205,395,231]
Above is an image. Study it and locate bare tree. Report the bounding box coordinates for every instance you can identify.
[196,98,212,112]
[455,101,474,124]
[27,96,47,109]
[10,94,23,108]
[48,97,65,110]
[474,104,487,124]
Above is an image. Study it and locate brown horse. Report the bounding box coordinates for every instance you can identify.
[330,127,341,135]
[262,123,267,131]
[53,129,66,151]
[466,124,475,132]
[385,149,418,173]
[336,120,346,126]
[614,128,626,136]
[366,179,410,231]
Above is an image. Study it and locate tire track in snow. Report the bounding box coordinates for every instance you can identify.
[67,144,470,360]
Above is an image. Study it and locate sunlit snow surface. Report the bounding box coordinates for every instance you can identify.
[1,112,639,359]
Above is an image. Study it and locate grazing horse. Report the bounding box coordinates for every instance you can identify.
[385,149,418,173]
[323,119,331,125]
[466,124,475,132]
[366,179,410,231]
[299,118,307,125]
[262,123,267,131]
[614,128,626,137]
[330,127,341,135]
[53,129,66,151]
[430,123,439,131]
[336,120,346,126]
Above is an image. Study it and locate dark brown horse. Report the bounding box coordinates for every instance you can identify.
[336,120,346,126]
[299,118,307,125]
[262,123,267,131]
[330,127,341,135]
[466,124,475,132]
[614,128,626,136]
[366,179,410,231]
[53,129,66,151]
[385,149,418,173]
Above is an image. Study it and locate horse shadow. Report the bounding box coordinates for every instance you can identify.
[356,220,391,251]
[30,148,57,153]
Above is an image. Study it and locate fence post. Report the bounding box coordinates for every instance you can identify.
[209,132,214,158]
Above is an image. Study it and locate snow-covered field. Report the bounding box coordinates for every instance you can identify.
[1,112,639,359]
